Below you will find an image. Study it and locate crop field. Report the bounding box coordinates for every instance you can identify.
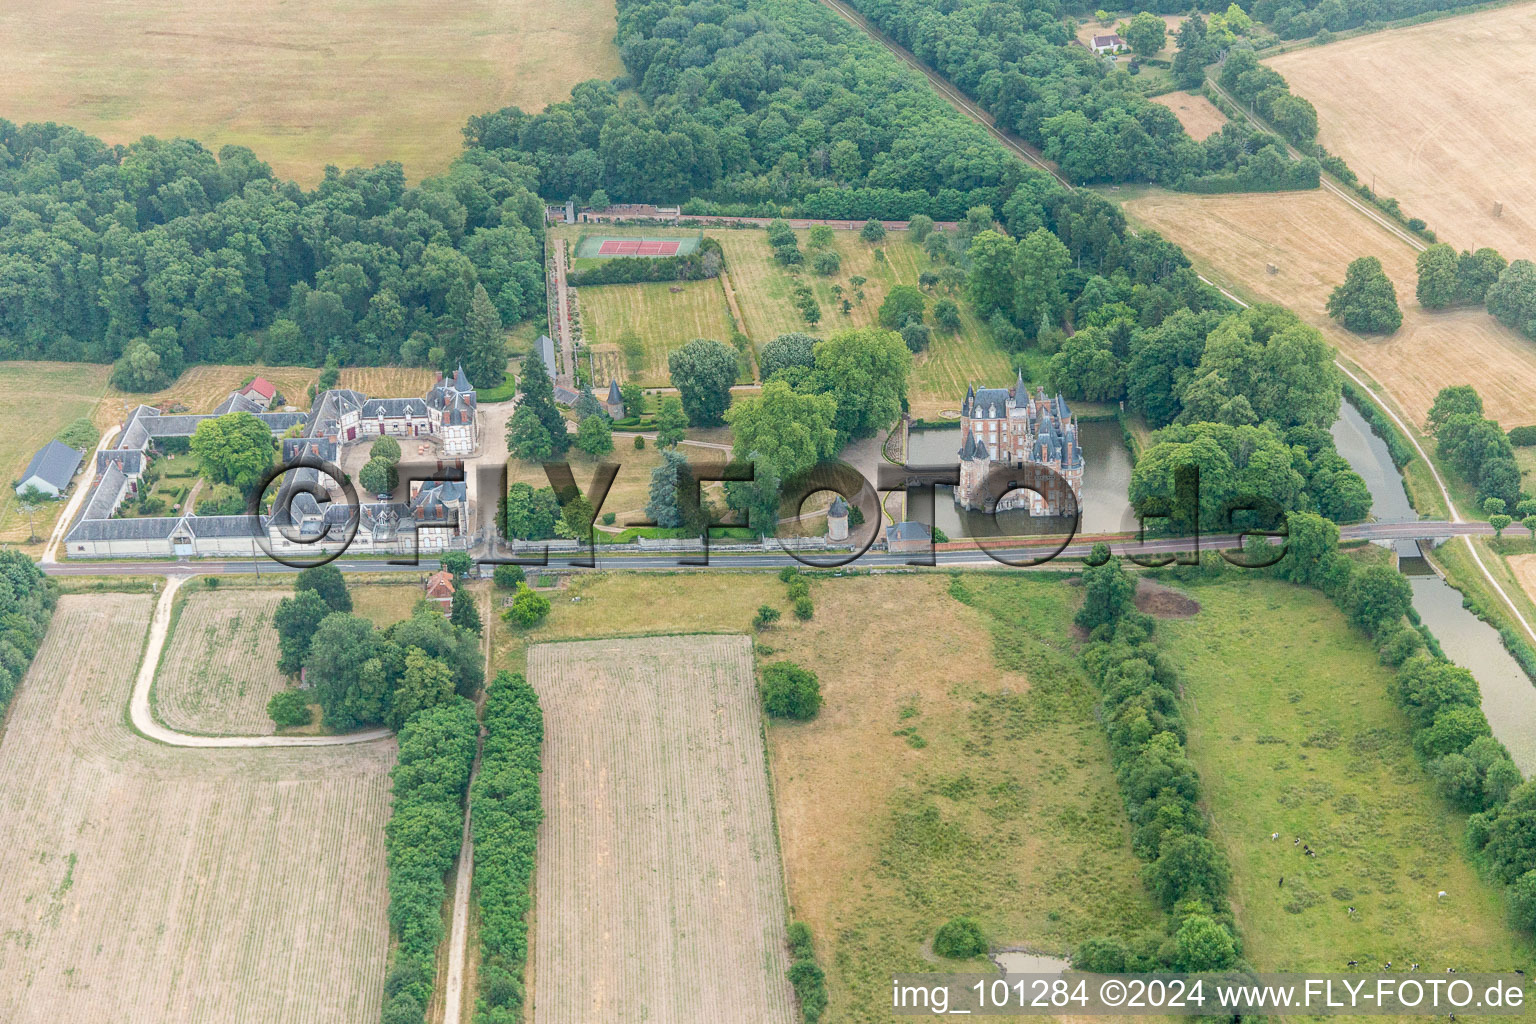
[1123,188,1536,426]
[527,635,795,1024]
[95,364,319,429]
[0,594,396,1023]
[0,361,111,548]
[0,0,622,184]
[713,230,1013,416]
[155,588,288,735]
[337,366,439,398]
[576,279,738,386]
[1268,3,1536,260]
[1148,91,1228,141]
[1162,579,1531,976]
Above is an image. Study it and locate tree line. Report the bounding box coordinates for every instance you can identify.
[837,1,1317,190]
[1418,243,1536,344]
[0,552,56,724]
[469,671,545,1023]
[0,123,545,387]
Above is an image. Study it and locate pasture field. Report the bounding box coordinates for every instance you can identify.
[1148,90,1228,141]
[1268,3,1536,260]
[527,635,795,1024]
[576,279,738,386]
[0,361,111,549]
[494,573,1157,1022]
[0,0,621,184]
[1162,579,1532,977]
[1123,188,1536,426]
[0,594,395,1023]
[713,230,1013,416]
[155,588,288,735]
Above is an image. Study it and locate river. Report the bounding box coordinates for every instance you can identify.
[1333,399,1536,775]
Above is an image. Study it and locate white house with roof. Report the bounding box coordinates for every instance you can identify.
[1091,33,1127,54]
[16,440,84,498]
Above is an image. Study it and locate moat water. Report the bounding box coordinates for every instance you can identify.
[904,418,1136,537]
[1332,398,1536,775]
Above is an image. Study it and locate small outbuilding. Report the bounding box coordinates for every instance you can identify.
[827,495,850,542]
[425,569,456,611]
[16,440,84,498]
[238,376,277,409]
[885,520,932,554]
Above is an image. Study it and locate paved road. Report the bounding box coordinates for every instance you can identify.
[129,575,392,747]
[43,520,1489,578]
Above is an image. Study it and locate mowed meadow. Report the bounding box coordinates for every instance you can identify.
[0,594,396,1024]
[0,362,110,548]
[0,0,622,183]
[1268,3,1536,261]
[1122,187,1536,427]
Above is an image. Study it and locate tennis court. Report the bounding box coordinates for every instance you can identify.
[575,234,701,258]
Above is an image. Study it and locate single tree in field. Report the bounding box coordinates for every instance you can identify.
[295,564,352,612]
[13,486,47,542]
[574,414,613,457]
[1416,243,1461,309]
[760,661,822,719]
[1122,11,1167,57]
[753,604,781,630]
[667,338,738,426]
[859,218,886,244]
[450,587,482,634]
[461,283,507,389]
[506,582,550,628]
[655,395,687,448]
[1327,256,1403,334]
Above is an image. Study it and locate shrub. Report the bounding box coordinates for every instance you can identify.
[1074,936,1129,973]
[932,917,987,959]
[492,564,526,590]
[506,583,550,628]
[761,661,822,719]
[1508,426,1536,447]
[753,604,781,630]
[634,435,645,449]
[792,594,814,620]
[266,689,312,728]
[785,921,828,1022]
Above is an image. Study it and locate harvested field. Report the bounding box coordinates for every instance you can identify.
[0,594,395,1023]
[528,635,794,1024]
[1148,90,1228,140]
[0,0,622,184]
[336,366,439,398]
[155,588,288,735]
[1123,188,1536,426]
[95,364,318,429]
[1268,3,1536,259]
[0,361,111,549]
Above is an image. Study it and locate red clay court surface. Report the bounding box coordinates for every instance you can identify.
[596,239,681,256]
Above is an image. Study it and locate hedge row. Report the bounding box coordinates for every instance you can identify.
[471,671,545,1024]
[566,238,724,286]
[1073,550,1242,974]
[380,699,480,1024]
[0,552,57,723]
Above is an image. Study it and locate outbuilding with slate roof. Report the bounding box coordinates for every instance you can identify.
[17,440,84,498]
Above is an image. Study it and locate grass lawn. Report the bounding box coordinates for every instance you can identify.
[0,0,621,184]
[0,361,112,550]
[507,439,731,528]
[349,579,431,627]
[577,279,739,386]
[1161,577,1533,974]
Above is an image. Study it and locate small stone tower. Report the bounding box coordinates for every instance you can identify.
[827,494,850,541]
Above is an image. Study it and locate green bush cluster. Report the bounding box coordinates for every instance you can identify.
[932,917,987,959]
[785,921,828,1022]
[265,689,311,729]
[760,661,822,720]
[470,672,544,1023]
[381,699,479,1024]
[1074,552,1240,972]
